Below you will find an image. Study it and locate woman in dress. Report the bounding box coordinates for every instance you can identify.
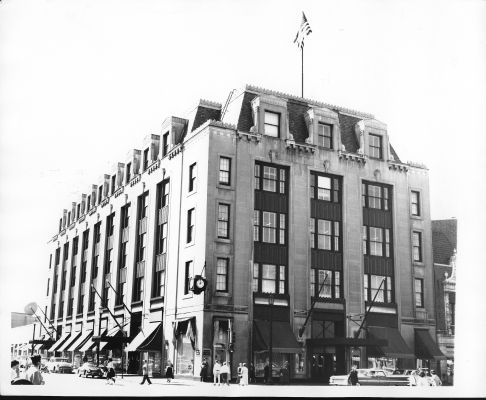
[165,361,174,383]
[241,363,249,386]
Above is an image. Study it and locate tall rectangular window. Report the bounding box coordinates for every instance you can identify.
[318,123,333,149]
[310,269,341,299]
[133,193,148,303]
[126,162,131,183]
[254,163,287,194]
[369,133,382,159]
[253,210,286,245]
[310,173,340,202]
[162,132,169,157]
[362,226,391,257]
[216,258,229,292]
[187,208,195,244]
[217,204,230,239]
[310,219,340,251]
[189,163,197,192]
[415,278,424,308]
[184,261,193,295]
[411,191,420,216]
[143,148,149,171]
[412,231,423,262]
[252,263,286,294]
[111,174,116,195]
[362,182,390,210]
[219,157,231,185]
[264,111,280,137]
[364,274,393,303]
[98,186,103,204]
[153,181,169,299]
[117,204,130,306]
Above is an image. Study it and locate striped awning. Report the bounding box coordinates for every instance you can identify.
[67,330,93,352]
[57,331,82,352]
[48,332,71,352]
[125,323,160,352]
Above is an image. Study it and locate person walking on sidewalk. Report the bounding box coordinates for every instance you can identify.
[106,358,116,385]
[165,361,174,383]
[220,361,230,386]
[241,363,249,386]
[200,358,208,382]
[237,363,243,385]
[347,364,359,386]
[140,360,152,385]
[213,360,221,386]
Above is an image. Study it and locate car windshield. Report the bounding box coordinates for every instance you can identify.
[53,358,68,362]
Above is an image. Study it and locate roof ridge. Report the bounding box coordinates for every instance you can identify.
[245,84,375,119]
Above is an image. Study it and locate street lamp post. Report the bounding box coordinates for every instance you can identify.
[268,294,274,385]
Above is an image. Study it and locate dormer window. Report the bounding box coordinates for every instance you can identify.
[318,123,333,149]
[111,174,116,195]
[162,132,169,157]
[369,133,382,159]
[126,163,131,183]
[264,111,280,137]
[143,148,149,171]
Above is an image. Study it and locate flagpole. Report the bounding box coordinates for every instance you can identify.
[301,45,304,98]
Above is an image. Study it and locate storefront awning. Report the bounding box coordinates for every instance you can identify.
[48,332,71,352]
[367,326,415,359]
[126,323,160,352]
[253,320,301,353]
[79,330,102,352]
[67,330,93,352]
[138,323,163,351]
[57,331,82,352]
[415,329,447,360]
[95,328,129,350]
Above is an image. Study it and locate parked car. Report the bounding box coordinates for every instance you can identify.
[78,362,103,378]
[46,357,73,373]
[392,369,415,375]
[329,368,416,386]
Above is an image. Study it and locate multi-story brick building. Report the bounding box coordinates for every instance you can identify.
[41,84,444,382]
[432,218,457,384]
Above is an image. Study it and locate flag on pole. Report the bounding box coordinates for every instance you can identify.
[293,12,312,49]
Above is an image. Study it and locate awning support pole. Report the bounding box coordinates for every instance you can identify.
[106,280,132,316]
[354,277,386,339]
[31,311,54,340]
[35,306,57,338]
[91,283,124,332]
[298,272,329,337]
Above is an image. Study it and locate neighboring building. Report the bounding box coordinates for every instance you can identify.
[11,312,35,328]
[42,84,444,382]
[432,218,457,384]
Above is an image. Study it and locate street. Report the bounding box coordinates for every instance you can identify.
[5,372,451,397]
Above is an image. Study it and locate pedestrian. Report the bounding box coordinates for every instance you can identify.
[213,360,221,386]
[140,359,152,385]
[249,363,256,384]
[430,369,442,386]
[221,361,230,386]
[200,358,208,382]
[263,362,269,384]
[237,363,243,385]
[165,361,174,383]
[347,364,359,386]
[241,363,249,386]
[25,355,45,385]
[106,358,116,385]
[417,371,429,386]
[279,361,290,384]
[11,360,20,383]
[82,354,88,364]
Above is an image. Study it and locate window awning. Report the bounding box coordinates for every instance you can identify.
[138,323,163,352]
[367,326,415,359]
[67,330,93,352]
[415,329,446,360]
[253,320,301,353]
[48,332,72,352]
[95,328,128,351]
[79,330,103,352]
[57,331,82,352]
[126,323,160,352]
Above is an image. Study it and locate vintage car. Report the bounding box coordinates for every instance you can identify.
[329,368,416,386]
[77,362,103,378]
[46,357,73,373]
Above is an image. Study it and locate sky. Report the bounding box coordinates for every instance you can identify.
[1,0,485,393]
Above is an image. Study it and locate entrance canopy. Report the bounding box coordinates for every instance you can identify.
[126,323,160,352]
[95,328,128,351]
[67,330,93,352]
[367,326,415,359]
[253,320,301,353]
[57,331,82,352]
[415,329,446,360]
[48,332,71,352]
[138,323,163,351]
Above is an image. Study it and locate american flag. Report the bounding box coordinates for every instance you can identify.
[293,12,312,49]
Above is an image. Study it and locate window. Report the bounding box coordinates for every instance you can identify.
[187,208,195,243]
[253,210,286,245]
[111,174,116,195]
[143,148,149,171]
[415,278,424,308]
[310,173,340,202]
[46,278,50,296]
[184,261,193,295]
[310,269,341,299]
[254,163,287,194]
[219,157,231,185]
[87,195,91,211]
[252,263,286,294]
[217,204,230,239]
[310,219,340,251]
[76,204,80,219]
[162,132,169,157]
[216,258,229,292]
[411,191,420,216]
[264,111,280,137]
[126,162,131,183]
[312,320,336,339]
[362,182,390,210]
[412,231,423,262]
[318,123,333,149]
[91,222,101,280]
[369,133,382,159]
[189,163,197,192]
[98,186,103,204]
[362,226,391,257]
[364,274,393,303]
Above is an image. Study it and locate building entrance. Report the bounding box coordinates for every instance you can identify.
[311,351,335,383]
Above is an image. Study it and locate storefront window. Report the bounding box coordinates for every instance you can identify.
[176,335,194,375]
[367,357,396,370]
[253,352,289,379]
[294,352,305,375]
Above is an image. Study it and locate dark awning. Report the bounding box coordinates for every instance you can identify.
[415,329,446,360]
[306,337,387,347]
[253,320,301,353]
[367,326,415,359]
[138,323,163,351]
